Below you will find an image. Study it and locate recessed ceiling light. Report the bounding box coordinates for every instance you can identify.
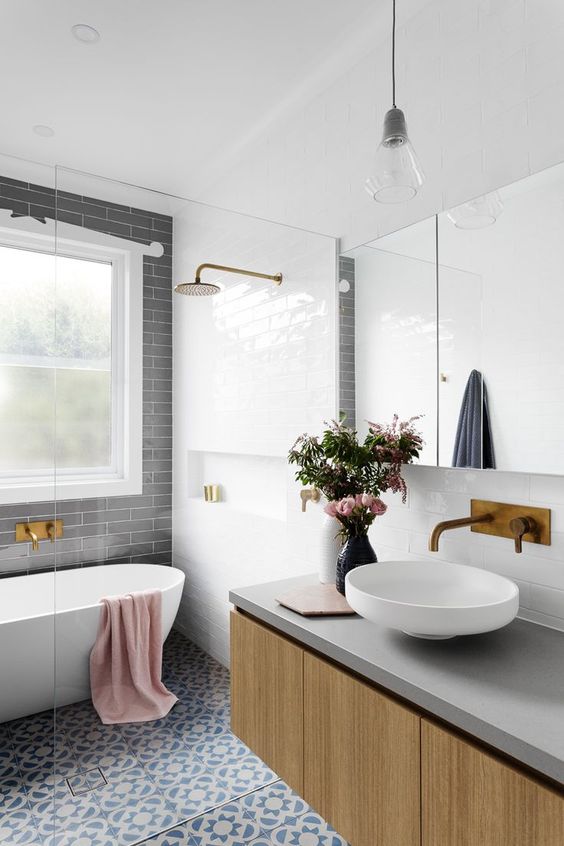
[71,23,100,44]
[33,125,55,138]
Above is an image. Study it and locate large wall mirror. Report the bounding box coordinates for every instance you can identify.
[342,159,564,475]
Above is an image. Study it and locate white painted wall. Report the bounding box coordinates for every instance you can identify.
[191,0,564,633]
[172,203,337,665]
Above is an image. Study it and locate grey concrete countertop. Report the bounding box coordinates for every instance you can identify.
[230,573,564,787]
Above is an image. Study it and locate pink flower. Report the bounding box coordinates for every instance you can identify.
[361,493,374,507]
[336,496,355,517]
[324,501,338,517]
[355,494,364,507]
[370,498,387,516]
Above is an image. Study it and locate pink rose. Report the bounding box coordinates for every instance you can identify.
[324,501,338,517]
[361,493,374,507]
[355,494,364,507]
[370,498,387,516]
[336,496,355,517]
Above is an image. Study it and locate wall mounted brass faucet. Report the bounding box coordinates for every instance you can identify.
[16,519,64,551]
[300,488,320,512]
[428,500,551,553]
[429,513,493,551]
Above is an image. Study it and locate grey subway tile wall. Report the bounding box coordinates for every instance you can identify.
[0,176,172,576]
[339,255,355,426]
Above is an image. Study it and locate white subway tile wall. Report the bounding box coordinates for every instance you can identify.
[172,204,338,665]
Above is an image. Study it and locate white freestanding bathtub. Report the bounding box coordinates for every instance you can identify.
[0,563,185,723]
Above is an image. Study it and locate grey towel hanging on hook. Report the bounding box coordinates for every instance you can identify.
[452,369,495,469]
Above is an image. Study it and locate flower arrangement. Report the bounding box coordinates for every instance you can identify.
[288,416,423,541]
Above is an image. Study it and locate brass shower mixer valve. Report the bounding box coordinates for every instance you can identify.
[15,519,64,551]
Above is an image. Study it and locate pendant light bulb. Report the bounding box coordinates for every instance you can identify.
[365,107,424,203]
[446,191,504,229]
[365,0,424,203]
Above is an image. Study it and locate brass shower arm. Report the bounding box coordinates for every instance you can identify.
[194,263,283,286]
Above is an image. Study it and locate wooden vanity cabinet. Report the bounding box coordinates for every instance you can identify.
[304,651,420,846]
[422,720,564,846]
[231,609,564,846]
[230,610,304,793]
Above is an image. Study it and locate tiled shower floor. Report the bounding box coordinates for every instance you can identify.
[0,630,348,846]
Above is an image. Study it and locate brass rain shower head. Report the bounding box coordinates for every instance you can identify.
[174,263,283,297]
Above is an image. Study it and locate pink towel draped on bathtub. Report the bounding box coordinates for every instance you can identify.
[90,589,178,725]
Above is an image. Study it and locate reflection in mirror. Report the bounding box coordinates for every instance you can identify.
[439,161,564,474]
[342,160,564,476]
[342,216,437,466]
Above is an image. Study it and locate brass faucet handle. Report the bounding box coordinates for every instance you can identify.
[300,488,321,512]
[509,516,537,554]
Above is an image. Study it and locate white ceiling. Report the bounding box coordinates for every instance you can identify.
[1,0,383,199]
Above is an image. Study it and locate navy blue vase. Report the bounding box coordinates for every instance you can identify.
[336,534,377,595]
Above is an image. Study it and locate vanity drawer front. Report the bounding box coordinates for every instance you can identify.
[230,610,304,793]
[422,720,564,846]
[304,651,420,846]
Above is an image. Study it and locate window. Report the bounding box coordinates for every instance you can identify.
[0,213,152,503]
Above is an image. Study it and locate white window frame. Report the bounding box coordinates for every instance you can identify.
[0,210,164,504]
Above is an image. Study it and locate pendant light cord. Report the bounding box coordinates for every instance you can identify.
[392,0,396,107]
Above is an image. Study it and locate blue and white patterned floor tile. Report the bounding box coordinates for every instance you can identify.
[26,774,75,806]
[129,732,189,764]
[163,773,231,818]
[0,630,349,846]
[67,723,124,752]
[96,770,163,814]
[32,792,100,834]
[173,712,226,745]
[215,755,278,797]
[75,741,139,779]
[164,701,210,727]
[107,800,178,846]
[0,808,43,846]
[145,752,206,788]
[22,766,70,797]
[187,802,261,845]
[0,756,20,781]
[139,826,191,845]
[41,817,115,846]
[193,732,250,770]
[270,812,349,846]
[0,776,29,814]
[240,782,308,831]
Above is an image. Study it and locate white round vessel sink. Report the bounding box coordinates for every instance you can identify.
[345,561,519,639]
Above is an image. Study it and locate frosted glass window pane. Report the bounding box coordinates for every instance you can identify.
[0,244,113,475]
[0,365,55,472]
[56,369,111,468]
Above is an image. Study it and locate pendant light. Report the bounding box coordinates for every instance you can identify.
[446,191,504,229]
[365,0,424,203]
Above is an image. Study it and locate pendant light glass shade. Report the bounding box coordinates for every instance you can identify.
[365,108,424,203]
[446,191,504,229]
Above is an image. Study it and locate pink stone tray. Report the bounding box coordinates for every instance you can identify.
[276,583,355,616]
